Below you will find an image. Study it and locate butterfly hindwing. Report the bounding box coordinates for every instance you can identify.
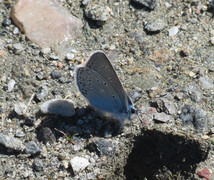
[75,66,126,115]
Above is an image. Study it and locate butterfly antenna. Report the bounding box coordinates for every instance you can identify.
[137,112,144,126]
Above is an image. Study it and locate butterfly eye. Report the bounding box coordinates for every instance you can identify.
[131,107,137,114]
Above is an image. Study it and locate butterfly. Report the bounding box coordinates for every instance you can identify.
[75,50,137,131]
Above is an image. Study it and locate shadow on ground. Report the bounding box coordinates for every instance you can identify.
[35,107,123,143]
[124,129,210,180]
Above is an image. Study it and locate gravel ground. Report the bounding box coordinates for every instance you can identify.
[0,0,214,179]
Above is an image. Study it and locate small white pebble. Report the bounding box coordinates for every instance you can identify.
[13,27,19,34]
[66,53,74,60]
[168,26,179,36]
[8,79,16,91]
[210,37,214,45]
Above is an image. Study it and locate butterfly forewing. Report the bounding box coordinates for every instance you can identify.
[84,51,130,111]
[75,66,126,115]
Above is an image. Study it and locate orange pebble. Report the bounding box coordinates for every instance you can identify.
[57,62,62,68]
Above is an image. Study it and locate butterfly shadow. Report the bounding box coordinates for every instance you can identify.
[123,128,210,179]
[35,106,125,145]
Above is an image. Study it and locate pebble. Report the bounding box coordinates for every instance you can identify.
[156,98,177,115]
[199,77,214,89]
[82,0,92,6]
[66,53,74,60]
[180,49,190,57]
[2,18,11,26]
[175,92,184,100]
[41,47,51,54]
[144,19,167,32]
[211,137,214,145]
[13,43,24,54]
[87,172,96,179]
[197,168,210,180]
[201,135,210,140]
[36,86,49,101]
[33,158,44,171]
[11,0,82,48]
[73,144,81,151]
[153,112,172,123]
[93,138,116,156]
[24,141,41,155]
[188,71,196,78]
[15,130,25,138]
[69,65,75,70]
[14,102,27,115]
[7,79,16,92]
[210,37,214,45]
[211,0,214,8]
[49,54,59,60]
[24,116,36,126]
[133,0,157,10]
[84,3,111,24]
[13,27,19,34]
[51,70,62,79]
[0,133,25,152]
[62,160,69,169]
[180,105,208,133]
[39,99,75,117]
[168,26,179,36]
[37,127,56,143]
[184,85,203,102]
[70,156,90,174]
[147,87,162,98]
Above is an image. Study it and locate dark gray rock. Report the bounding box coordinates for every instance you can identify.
[180,105,208,133]
[144,19,167,32]
[51,70,62,79]
[133,0,157,10]
[84,2,110,24]
[24,141,41,155]
[92,138,116,156]
[2,18,11,26]
[210,0,214,8]
[129,91,142,103]
[33,158,44,171]
[0,133,25,152]
[24,116,36,126]
[37,127,56,143]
